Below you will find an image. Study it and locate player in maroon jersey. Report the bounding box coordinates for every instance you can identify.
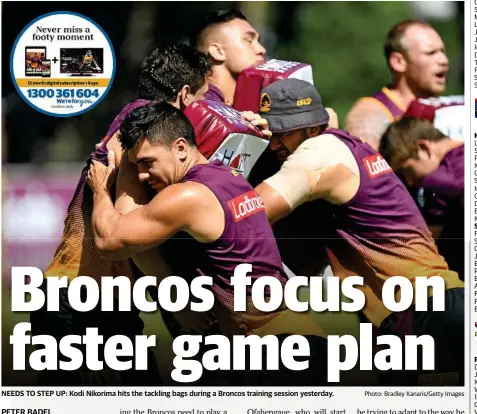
[88,101,328,385]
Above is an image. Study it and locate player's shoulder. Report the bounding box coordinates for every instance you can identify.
[156,181,206,203]
[346,96,390,119]
[284,133,351,172]
[146,182,211,223]
[296,133,343,151]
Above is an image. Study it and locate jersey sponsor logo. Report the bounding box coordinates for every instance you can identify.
[227,190,265,222]
[363,154,392,178]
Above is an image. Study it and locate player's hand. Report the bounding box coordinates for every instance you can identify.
[173,309,217,334]
[87,150,117,193]
[325,107,339,129]
[240,111,272,139]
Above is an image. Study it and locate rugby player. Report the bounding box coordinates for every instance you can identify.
[345,20,449,150]
[190,8,266,105]
[30,43,211,386]
[255,79,464,385]
[88,101,328,386]
[380,117,464,281]
[190,9,335,277]
[80,49,101,72]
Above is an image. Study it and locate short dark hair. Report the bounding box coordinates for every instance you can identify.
[190,8,248,50]
[137,43,210,102]
[383,20,433,70]
[379,117,446,169]
[119,101,197,151]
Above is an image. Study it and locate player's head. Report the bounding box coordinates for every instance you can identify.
[138,43,211,109]
[384,20,448,97]
[379,117,447,187]
[190,8,266,77]
[259,79,329,161]
[120,101,198,191]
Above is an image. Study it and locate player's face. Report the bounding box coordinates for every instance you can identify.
[130,139,185,192]
[269,129,307,162]
[219,18,266,75]
[398,148,440,188]
[403,25,449,96]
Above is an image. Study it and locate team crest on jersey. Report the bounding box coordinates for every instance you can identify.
[363,154,392,178]
[260,93,271,112]
[227,190,265,222]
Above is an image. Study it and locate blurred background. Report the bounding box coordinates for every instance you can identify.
[2,1,464,385]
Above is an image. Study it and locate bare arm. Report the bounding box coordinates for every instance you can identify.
[87,153,224,260]
[91,184,192,260]
[87,152,192,260]
[115,153,149,214]
[114,154,172,278]
[344,99,393,150]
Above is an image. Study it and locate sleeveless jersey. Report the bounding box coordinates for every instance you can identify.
[323,128,463,327]
[180,160,324,337]
[368,87,406,121]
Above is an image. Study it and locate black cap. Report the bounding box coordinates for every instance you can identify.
[259,79,329,133]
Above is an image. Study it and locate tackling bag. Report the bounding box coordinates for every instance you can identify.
[184,99,269,179]
[404,96,464,142]
[233,59,314,113]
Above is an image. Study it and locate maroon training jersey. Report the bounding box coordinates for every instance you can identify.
[180,160,324,337]
[323,129,463,327]
[204,83,225,103]
[370,87,406,121]
[421,144,464,279]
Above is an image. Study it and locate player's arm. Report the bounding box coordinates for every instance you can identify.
[344,98,392,150]
[256,135,360,223]
[114,153,173,277]
[92,184,194,260]
[87,151,191,260]
[115,152,150,214]
[255,181,294,223]
[255,168,319,223]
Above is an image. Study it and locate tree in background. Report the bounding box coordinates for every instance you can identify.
[269,2,463,123]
